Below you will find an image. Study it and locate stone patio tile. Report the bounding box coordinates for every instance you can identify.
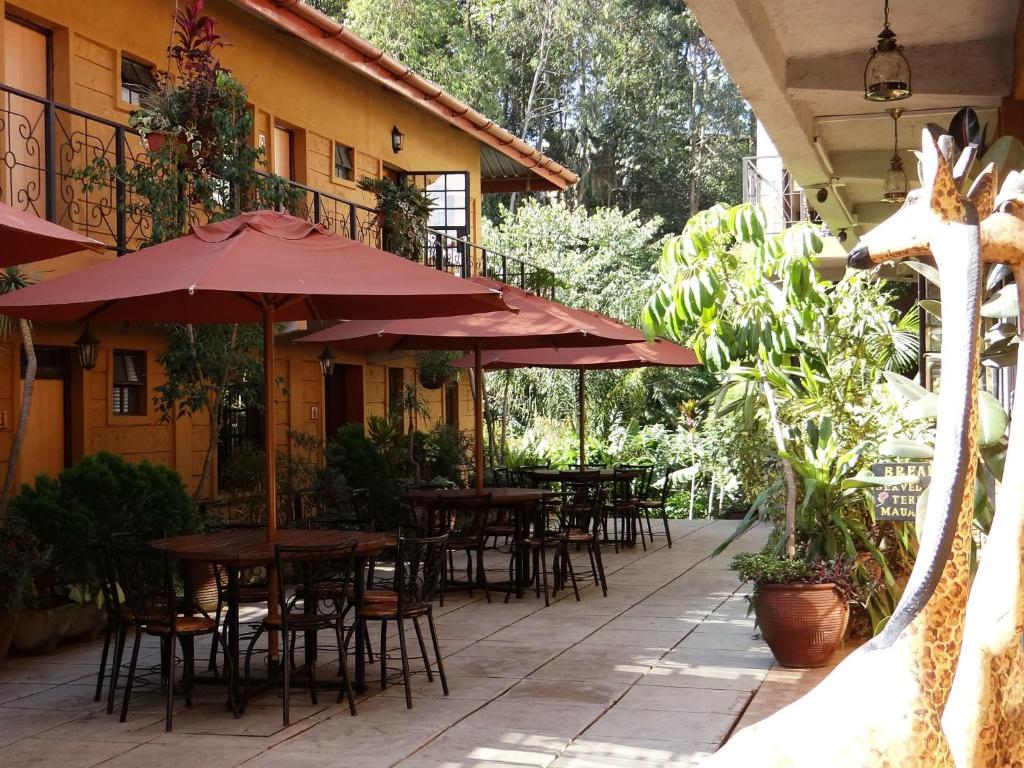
[348,692,486,729]
[677,631,763,652]
[0,735,137,767]
[528,657,647,685]
[283,719,441,756]
[456,699,605,740]
[33,709,169,743]
[0,682,54,704]
[551,736,717,767]
[0,661,100,685]
[499,677,629,708]
[397,730,567,768]
[98,741,265,768]
[378,674,515,701]
[637,663,767,692]
[583,707,735,745]
[441,651,547,678]
[576,628,684,650]
[602,616,701,633]
[1,680,109,711]
[451,639,564,659]
[0,707,83,746]
[132,702,326,737]
[616,684,749,714]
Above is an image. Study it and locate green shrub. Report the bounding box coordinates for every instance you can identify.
[8,452,196,605]
[326,425,398,528]
[0,515,47,614]
[422,425,472,486]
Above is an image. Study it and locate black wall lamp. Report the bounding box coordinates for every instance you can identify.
[75,322,100,371]
[391,126,405,154]
[318,347,335,377]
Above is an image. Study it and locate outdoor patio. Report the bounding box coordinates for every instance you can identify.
[0,520,831,768]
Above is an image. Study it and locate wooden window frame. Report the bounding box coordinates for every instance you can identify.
[111,349,147,418]
[117,53,156,111]
[332,140,356,186]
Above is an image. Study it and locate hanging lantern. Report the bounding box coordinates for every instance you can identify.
[864,0,912,102]
[881,108,908,203]
[318,347,335,377]
[75,322,101,371]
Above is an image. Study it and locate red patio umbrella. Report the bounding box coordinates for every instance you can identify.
[0,211,511,537]
[0,200,105,263]
[297,278,646,491]
[452,338,700,463]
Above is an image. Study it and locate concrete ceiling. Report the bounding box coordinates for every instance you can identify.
[687,0,1020,243]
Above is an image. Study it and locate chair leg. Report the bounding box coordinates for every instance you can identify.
[242,623,266,715]
[336,625,357,716]
[208,594,223,673]
[439,555,447,607]
[465,550,474,598]
[307,628,319,707]
[563,542,580,601]
[379,619,388,690]
[106,623,127,715]
[94,621,112,702]
[118,629,142,723]
[476,546,491,603]
[426,609,448,696]
[662,512,672,547]
[283,630,291,727]
[211,630,239,717]
[412,617,433,681]
[538,544,550,608]
[181,637,194,707]
[396,617,413,709]
[593,543,608,597]
[164,632,176,732]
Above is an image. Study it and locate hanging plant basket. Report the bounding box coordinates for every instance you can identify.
[418,369,447,390]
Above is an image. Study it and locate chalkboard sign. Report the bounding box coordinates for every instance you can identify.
[871,461,931,522]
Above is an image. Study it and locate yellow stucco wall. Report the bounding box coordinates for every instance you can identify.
[0,0,483,495]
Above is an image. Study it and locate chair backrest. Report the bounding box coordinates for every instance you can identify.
[438,493,492,542]
[658,466,677,506]
[96,543,122,621]
[617,464,655,498]
[491,466,513,487]
[274,540,358,621]
[394,531,447,610]
[610,469,636,504]
[112,541,178,631]
[305,487,371,532]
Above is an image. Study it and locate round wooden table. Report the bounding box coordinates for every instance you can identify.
[151,528,393,697]
[401,487,550,504]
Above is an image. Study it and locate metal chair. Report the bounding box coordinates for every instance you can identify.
[636,466,675,547]
[243,540,359,725]
[345,532,449,708]
[112,540,237,731]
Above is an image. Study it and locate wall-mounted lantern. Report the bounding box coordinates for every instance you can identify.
[391,126,405,154]
[75,323,101,371]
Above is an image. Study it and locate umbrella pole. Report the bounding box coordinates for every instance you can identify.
[578,369,586,465]
[263,306,280,659]
[474,341,484,494]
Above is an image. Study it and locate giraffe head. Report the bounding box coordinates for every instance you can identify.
[847,130,978,269]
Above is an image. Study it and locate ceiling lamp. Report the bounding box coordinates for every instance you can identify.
[864,0,912,102]
[882,108,907,203]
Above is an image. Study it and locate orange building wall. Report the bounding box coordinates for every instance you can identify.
[0,0,485,494]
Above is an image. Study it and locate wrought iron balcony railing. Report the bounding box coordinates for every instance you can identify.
[0,81,553,296]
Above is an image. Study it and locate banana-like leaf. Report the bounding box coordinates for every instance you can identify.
[978,389,1009,445]
[904,260,940,287]
[905,392,939,420]
[878,439,935,459]
[981,285,1018,319]
[882,370,930,402]
[919,299,942,320]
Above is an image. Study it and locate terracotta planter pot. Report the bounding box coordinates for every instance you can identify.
[0,614,17,666]
[754,583,849,668]
[11,603,104,654]
[187,561,220,611]
[145,132,193,165]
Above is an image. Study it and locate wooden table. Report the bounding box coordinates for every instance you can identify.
[151,529,393,698]
[525,468,644,546]
[401,487,552,596]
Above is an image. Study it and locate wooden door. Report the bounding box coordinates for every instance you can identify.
[18,378,65,482]
[2,15,51,213]
[273,125,294,180]
[325,364,365,438]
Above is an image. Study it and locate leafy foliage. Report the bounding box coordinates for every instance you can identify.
[326,425,399,527]
[8,453,196,605]
[358,177,433,262]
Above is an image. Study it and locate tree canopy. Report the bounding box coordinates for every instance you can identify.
[305,0,753,231]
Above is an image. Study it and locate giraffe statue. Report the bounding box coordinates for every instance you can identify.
[941,168,1024,768]
[700,131,985,768]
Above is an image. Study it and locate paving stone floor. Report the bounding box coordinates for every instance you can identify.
[0,520,841,767]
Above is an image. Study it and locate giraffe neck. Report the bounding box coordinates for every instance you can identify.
[866,214,981,715]
[942,268,1024,765]
[905,218,982,708]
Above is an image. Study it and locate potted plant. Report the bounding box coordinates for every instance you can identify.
[358,176,433,261]
[731,552,859,667]
[417,350,460,390]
